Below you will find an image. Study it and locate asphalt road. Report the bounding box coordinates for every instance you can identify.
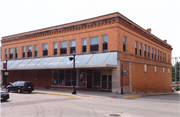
[1,91,180,117]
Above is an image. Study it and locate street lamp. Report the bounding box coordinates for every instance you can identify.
[3,57,8,88]
[69,51,76,94]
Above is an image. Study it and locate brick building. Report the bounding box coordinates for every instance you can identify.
[1,12,172,93]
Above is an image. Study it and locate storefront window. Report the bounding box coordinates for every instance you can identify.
[79,70,85,86]
[94,69,100,86]
[52,70,73,86]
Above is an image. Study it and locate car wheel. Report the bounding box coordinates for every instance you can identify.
[7,88,10,92]
[28,91,32,93]
[17,89,22,93]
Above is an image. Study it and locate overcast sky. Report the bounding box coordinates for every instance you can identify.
[0,0,179,58]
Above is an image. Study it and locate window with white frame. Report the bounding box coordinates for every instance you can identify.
[155,49,156,60]
[152,48,154,59]
[27,46,32,57]
[5,49,7,58]
[60,41,67,55]
[70,40,76,54]
[90,36,99,52]
[34,45,38,57]
[43,43,48,56]
[168,68,170,73]
[123,36,127,52]
[163,67,165,73]
[53,42,57,55]
[135,41,138,55]
[144,64,147,72]
[9,48,13,59]
[139,43,142,56]
[102,35,108,51]
[22,46,25,58]
[82,38,87,53]
[15,47,18,59]
[148,46,150,58]
[155,66,157,73]
[144,45,146,57]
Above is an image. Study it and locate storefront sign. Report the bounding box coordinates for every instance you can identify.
[4,72,9,75]
[122,70,127,76]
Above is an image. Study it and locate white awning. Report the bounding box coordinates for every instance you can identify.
[1,52,117,70]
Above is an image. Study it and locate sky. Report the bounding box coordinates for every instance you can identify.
[0,0,180,58]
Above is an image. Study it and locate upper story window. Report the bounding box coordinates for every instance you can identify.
[9,48,13,59]
[163,52,164,62]
[165,53,166,62]
[82,38,87,53]
[27,46,32,57]
[168,55,170,63]
[160,51,162,61]
[22,46,25,58]
[15,48,18,59]
[144,45,146,57]
[70,40,76,54]
[155,49,156,60]
[5,49,7,58]
[102,35,108,51]
[135,41,138,55]
[158,50,159,60]
[139,43,142,56]
[34,45,38,57]
[90,36,99,52]
[53,42,57,56]
[152,48,154,59]
[148,46,150,58]
[123,36,127,52]
[43,43,48,56]
[163,67,165,73]
[60,41,67,55]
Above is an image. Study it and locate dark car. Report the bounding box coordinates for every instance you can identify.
[1,87,9,101]
[6,81,34,93]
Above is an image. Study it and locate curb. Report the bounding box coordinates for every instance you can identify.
[46,93,76,97]
[123,95,142,98]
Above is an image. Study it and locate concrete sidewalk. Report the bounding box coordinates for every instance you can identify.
[33,88,180,99]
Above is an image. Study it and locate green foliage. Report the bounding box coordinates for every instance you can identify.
[172,62,180,82]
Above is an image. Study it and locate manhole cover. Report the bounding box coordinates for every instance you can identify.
[109,114,121,116]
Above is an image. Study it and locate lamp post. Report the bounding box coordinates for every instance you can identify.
[69,52,76,94]
[3,57,8,88]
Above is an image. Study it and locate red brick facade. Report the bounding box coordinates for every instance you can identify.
[1,12,172,93]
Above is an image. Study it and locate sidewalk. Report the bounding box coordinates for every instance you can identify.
[33,88,180,99]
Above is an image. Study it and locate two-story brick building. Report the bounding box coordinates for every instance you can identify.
[1,12,172,93]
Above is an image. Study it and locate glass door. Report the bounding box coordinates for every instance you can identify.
[101,75,112,90]
[86,75,93,89]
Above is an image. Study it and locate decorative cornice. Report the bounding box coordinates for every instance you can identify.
[1,16,172,49]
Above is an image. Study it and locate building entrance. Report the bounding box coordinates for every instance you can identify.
[86,75,93,89]
[101,75,112,90]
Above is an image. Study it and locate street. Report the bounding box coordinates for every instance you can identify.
[1,91,180,117]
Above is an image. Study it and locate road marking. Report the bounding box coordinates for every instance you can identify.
[46,93,76,97]
[123,95,142,98]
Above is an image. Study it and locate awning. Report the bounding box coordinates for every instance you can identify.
[1,52,117,70]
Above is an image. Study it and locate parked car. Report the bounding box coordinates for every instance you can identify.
[6,81,34,93]
[1,87,9,101]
